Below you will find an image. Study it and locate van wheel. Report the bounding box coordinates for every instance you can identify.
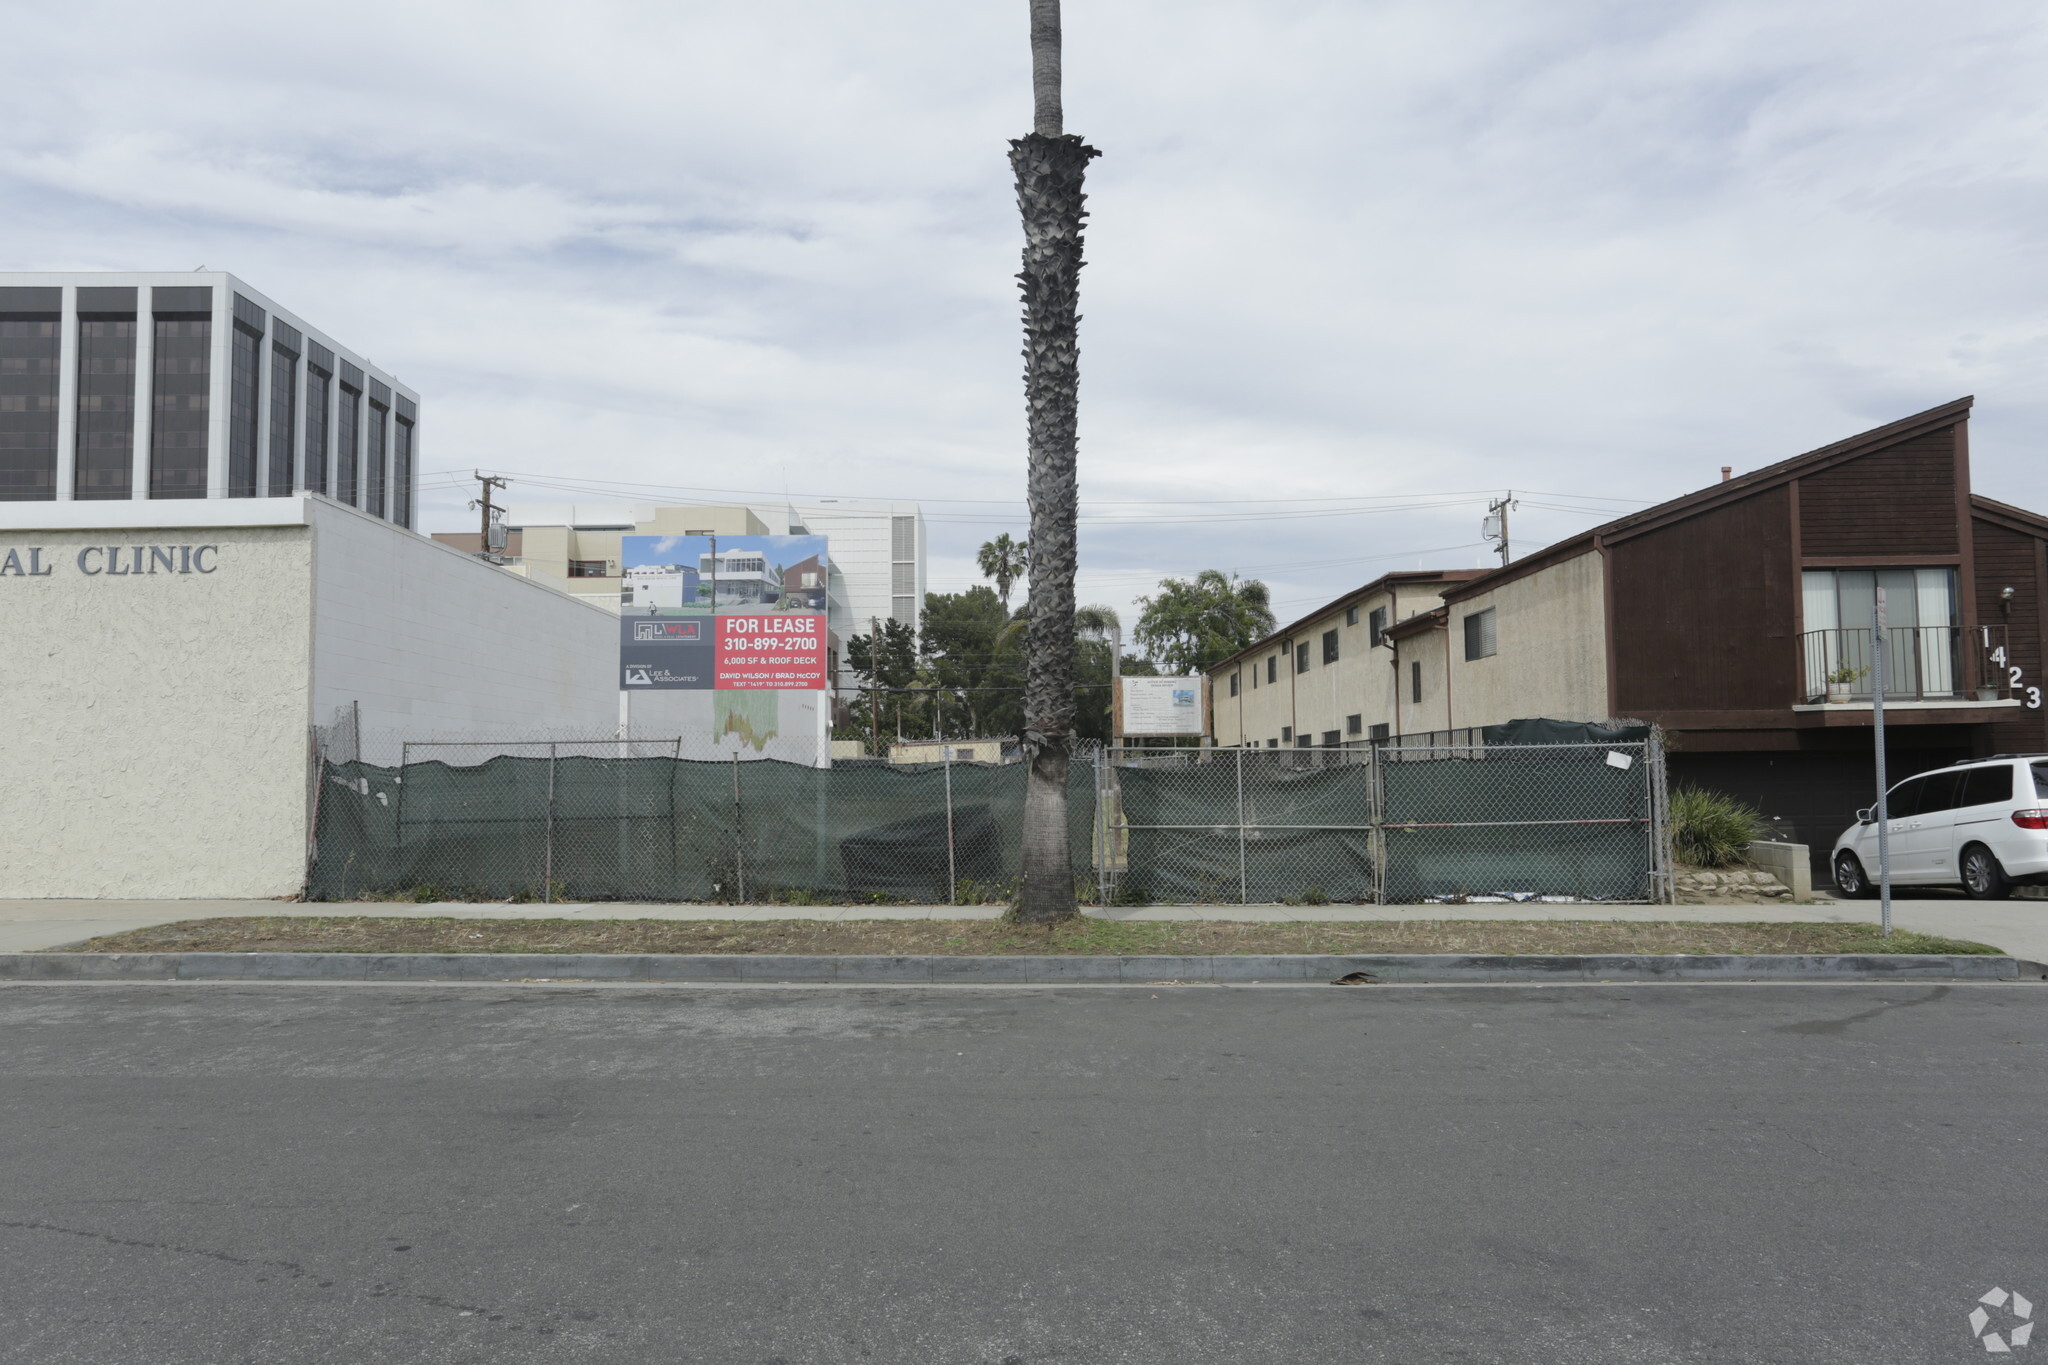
[1834,851,1872,899]
[1961,844,2012,901]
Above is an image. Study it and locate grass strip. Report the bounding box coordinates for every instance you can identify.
[60,917,2003,958]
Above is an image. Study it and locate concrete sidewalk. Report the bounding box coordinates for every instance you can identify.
[2,894,2041,957]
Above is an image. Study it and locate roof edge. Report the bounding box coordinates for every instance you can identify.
[1203,568,1482,675]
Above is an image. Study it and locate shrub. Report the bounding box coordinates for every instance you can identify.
[1670,785,1765,868]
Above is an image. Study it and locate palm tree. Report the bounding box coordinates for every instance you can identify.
[976,532,1030,611]
[1011,0,1099,925]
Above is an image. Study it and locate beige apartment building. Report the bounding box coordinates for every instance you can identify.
[1207,570,1482,748]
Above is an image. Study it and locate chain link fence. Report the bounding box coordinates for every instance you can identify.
[309,740,1099,905]
[1102,734,1669,905]
[308,728,1669,906]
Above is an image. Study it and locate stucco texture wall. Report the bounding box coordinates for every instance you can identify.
[310,502,621,763]
[0,528,312,897]
[1447,551,1610,729]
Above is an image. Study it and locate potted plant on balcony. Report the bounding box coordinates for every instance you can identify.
[1825,663,1864,704]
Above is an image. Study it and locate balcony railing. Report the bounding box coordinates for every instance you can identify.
[1799,625,2006,703]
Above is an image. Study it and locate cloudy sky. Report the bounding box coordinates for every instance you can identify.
[7,0,2045,630]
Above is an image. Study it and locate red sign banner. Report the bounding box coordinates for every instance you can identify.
[715,614,828,690]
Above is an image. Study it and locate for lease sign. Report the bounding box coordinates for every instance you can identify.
[715,615,826,690]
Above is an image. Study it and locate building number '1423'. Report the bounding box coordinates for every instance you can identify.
[1990,646,2043,709]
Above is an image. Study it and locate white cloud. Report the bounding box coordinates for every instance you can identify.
[5,0,2046,634]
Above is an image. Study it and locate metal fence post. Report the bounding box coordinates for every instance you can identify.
[543,742,557,904]
[731,749,746,904]
[944,750,957,905]
[1236,744,1248,905]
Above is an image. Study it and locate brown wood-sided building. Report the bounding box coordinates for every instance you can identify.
[1378,397,2048,868]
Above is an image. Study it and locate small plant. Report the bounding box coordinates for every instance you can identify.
[1110,881,1153,907]
[1670,785,1766,868]
[1825,663,1867,686]
[1299,886,1331,906]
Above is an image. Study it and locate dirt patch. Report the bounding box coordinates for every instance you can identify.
[61,917,2002,957]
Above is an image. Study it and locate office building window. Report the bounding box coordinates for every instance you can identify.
[1295,733,1313,749]
[1229,671,1240,697]
[891,515,917,560]
[227,294,264,497]
[569,560,608,578]
[393,394,416,528]
[1266,738,1279,749]
[304,345,332,495]
[1368,606,1388,645]
[365,391,389,519]
[1321,730,1340,747]
[335,371,361,507]
[1295,641,1310,673]
[892,595,915,623]
[1411,661,1422,704]
[1463,607,1497,661]
[74,288,138,500]
[0,288,61,501]
[1346,714,1362,735]
[149,287,213,499]
[891,563,917,595]
[1280,726,1292,742]
[1369,722,1390,742]
[267,319,300,495]
[1322,629,1339,664]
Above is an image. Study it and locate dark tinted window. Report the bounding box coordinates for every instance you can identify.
[75,312,136,500]
[2034,763,2048,801]
[1882,776,1926,819]
[1321,629,1339,664]
[1295,642,1309,673]
[0,301,61,501]
[1916,771,1965,815]
[150,307,212,499]
[1958,765,2014,808]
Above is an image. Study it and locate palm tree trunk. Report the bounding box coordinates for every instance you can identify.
[1010,0,1098,925]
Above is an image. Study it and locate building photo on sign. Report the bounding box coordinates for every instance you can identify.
[617,533,829,691]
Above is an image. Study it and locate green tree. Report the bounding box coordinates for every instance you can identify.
[975,533,1030,612]
[1133,570,1276,677]
[846,618,922,749]
[921,586,1025,738]
[1012,0,1099,925]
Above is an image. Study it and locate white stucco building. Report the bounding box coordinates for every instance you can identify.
[0,496,619,898]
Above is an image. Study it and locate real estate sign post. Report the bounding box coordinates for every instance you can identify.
[617,534,830,692]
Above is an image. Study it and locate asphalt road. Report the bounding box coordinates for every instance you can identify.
[3,982,2046,1364]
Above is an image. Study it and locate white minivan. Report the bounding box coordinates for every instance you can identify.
[1833,755,2048,899]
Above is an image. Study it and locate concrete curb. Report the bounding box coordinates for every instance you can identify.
[0,952,2034,984]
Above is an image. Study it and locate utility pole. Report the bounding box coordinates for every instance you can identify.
[870,615,882,759]
[469,472,510,561]
[1483,491,1518,567]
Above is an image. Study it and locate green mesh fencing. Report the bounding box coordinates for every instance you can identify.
[1378,742,1657,902]
[1113,751,1376,904]
[308,749,1099,904]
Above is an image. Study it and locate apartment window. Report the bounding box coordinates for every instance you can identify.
[1251,664,1259,690]
[303,342,332,495]
[1266,738,1279,749]
[1321,730,1340,747]
[1322,629,1339,665]
[1280,726,1292,742]
[568,560,608,578]
[1411,661,1422,704]
[226,294,264,497]
[335,363,362,506]
[1229,671,1240,697]
[1266,655,1277,685]
[1346,714,1362,736]
[73,287,137,500]
[1295,733,1313,749]
[1463,607,1497,661]
[1295,641,1310,673]
[393,395,416,528]
[1368,606,1388,646]
[1801,567,1960,698]
[1369,722,1390,742]
[267,319,299,495]
[1345,606,1358,626]
[0,287,61,502]
[365,381,390,519]
[149,286,214,499]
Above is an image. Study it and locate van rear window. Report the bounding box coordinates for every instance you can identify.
[1958,765,2013,807]
[2034,762,2048,800]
